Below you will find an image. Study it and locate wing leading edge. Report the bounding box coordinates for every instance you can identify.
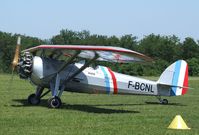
[23,45,153,63]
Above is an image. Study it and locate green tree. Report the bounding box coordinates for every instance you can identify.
[107,36,120,46]
[1,29,199,76]
[119,34,137,50]
[138,34,181,62]
[182,37,199,59]
[187,58,199,76]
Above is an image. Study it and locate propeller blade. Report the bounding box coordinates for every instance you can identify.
[12,36,21,71]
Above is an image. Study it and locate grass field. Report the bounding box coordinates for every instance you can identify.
[0,74,199,135]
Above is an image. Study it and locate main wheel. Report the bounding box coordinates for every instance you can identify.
[28,94,40,105]
[161,99,168,105]
[48,96,62,108]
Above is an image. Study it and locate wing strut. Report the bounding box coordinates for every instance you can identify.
[58,50,81,73]
[58,52,99,97]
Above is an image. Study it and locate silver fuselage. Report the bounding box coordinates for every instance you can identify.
[29,56,170,96]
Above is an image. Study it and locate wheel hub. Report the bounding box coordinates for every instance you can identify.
[51,99,59,107]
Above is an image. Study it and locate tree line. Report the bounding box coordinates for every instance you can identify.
[0,29,199,76]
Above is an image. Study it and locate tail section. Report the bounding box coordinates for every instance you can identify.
[157,60,189,96]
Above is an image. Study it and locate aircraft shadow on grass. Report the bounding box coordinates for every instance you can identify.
[144,101,186,106]
[94,102,186,107]
[11,99,186,114]
[11,99,140,114]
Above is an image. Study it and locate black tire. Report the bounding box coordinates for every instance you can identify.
[48,96,62,108]
[162,99,168,105]
[28,94,40,105]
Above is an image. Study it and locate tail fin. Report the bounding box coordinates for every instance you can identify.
[157,60,188,96]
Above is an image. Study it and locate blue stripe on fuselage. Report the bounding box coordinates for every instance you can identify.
[171,60,182,96]
[100,66,110,94]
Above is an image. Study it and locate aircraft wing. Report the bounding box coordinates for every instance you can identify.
[23,45,152,63]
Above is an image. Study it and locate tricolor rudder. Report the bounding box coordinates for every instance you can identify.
[171,60,188,96]
[157,60,189,96]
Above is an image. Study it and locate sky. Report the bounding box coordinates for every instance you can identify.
[0,0,199,40]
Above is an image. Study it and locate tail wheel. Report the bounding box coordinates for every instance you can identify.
[48,96,62,108]
[161,99,168,105]
[28,94,40,105]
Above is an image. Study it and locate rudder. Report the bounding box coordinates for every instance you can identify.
[157,60,189,96]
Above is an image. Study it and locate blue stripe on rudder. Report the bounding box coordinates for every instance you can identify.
[171,60,182,96]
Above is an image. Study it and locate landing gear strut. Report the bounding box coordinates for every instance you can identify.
[27,86,46,105]
[156,96,168,105]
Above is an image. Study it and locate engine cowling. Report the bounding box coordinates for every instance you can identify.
[18,52,33,79]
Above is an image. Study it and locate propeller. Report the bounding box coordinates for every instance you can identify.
[8,37,21,89]
[12,36,21,72]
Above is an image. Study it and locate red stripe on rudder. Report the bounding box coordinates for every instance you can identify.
[107,68,118,94]
[182,65,188,95]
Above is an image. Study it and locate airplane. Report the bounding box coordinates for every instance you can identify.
[12,37,189,108]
